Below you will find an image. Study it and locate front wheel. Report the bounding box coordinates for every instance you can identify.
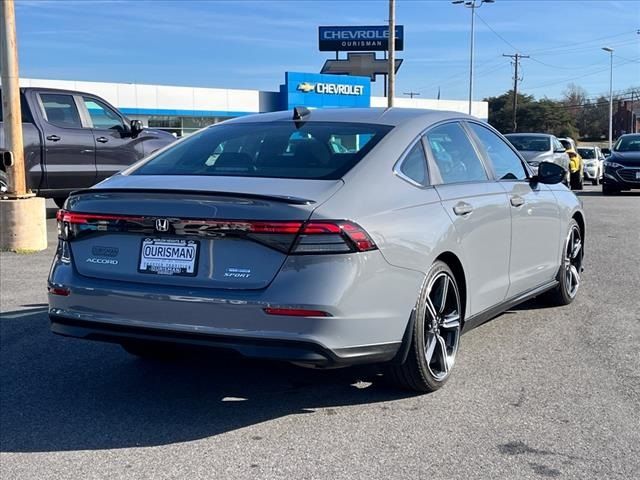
[545,219,583,306]
[387,261,463,392]
[602,184,618,195]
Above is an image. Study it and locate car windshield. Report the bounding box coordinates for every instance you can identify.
[133,121,392,180]
[577,148,596,159]
[613,135,640,152]
[505,135,550,152]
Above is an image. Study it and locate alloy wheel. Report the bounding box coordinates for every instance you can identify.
[563,225,583,298]
[423,272,461,381]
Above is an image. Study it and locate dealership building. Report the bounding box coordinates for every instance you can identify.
[18,73,488,137]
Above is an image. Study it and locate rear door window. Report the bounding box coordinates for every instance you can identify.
[134,121,392,180]
[40,93,82,128]
[424,122,488,184]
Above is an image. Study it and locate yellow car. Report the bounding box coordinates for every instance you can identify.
[559,138,583,190]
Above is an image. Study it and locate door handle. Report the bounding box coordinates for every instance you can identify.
[46,135,60,142]
[510,195,525,207]
[453,202,473,216]
[96,137,108,143]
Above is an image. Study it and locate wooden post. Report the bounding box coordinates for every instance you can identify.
[1,0,26,197]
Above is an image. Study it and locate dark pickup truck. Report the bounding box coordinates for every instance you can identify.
[0,87,176,206]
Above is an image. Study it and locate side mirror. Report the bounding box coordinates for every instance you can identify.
[554,147,566,153]
[532,161,566,185]
[130,120,143,137]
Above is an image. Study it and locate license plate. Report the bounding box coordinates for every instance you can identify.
[139,238,199,276]
[636,171,640,180]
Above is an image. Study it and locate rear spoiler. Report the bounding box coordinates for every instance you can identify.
[69,188,316,205]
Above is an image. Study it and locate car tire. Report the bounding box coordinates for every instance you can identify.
[545,219,583,306]
[121,341,180,360]
[0,170,8,197]
[602,184,618,195]
[387,261,463,393]
[53,197,67,209]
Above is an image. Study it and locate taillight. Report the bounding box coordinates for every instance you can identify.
[56,209,377,254]
[291,221,377,254]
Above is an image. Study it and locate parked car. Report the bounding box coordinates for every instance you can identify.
[577,146,605,185]
[602,133,640,195]
[0,87,176,206]
[557,137,584,190]
[49,108,585,393]
[504,133,570,184]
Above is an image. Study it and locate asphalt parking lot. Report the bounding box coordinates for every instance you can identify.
[1,185,639,480]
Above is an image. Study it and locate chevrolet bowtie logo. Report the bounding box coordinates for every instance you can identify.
[297,82,316,93]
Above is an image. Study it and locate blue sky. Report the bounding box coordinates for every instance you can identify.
[16,0,640,102]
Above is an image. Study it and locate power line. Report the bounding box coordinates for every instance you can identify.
[524,57,640,90]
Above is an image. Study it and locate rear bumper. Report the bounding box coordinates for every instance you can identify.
[50,314,399,367]
[48,247,423,367]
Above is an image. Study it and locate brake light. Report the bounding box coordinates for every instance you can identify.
[291,221,377,254]
[56,210,377,254]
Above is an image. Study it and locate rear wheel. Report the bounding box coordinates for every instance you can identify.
[545,219,583,306]
[121,341,180,360]
[53,197,67,209]
[387,261,462,392]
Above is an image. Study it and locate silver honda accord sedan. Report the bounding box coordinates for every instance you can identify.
[49,108,585,392]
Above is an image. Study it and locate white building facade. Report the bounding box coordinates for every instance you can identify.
[18,74,488,136]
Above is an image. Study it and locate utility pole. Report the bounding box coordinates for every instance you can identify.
[403,92,420,99]
[387,0,395,107]
[0,0,47,251]
[1,0,25,196]
[452,0,495,115]
[503,53,529,133]
[602,47,614,150]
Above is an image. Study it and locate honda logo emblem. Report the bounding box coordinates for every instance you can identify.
[155,218,170,232]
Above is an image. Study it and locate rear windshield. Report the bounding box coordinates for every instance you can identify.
[133,121,393,180]
[505,135,550,152]
[577,148,596,159]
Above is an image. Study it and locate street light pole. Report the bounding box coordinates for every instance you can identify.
[602,47,614,150]
[452,0,495,116]
[387,0,396,108]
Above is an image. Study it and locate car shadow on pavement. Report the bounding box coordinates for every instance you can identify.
[0,308,416,453]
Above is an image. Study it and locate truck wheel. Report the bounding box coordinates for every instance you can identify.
[0,170,8,196]
[53,197,67,209]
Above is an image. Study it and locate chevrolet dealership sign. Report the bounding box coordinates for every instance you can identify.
[282,72,370,109]
[297,82,365,96]
[319,25,404,52]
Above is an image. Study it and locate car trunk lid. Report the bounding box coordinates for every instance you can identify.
[63,177,343,290]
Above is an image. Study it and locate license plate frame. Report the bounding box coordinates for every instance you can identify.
[138,238,199,277]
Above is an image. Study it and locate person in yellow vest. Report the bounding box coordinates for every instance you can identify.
[559,138,583,190]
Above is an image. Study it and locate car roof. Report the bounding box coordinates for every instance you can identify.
[221,107,473,127]
[20,86,102,97]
